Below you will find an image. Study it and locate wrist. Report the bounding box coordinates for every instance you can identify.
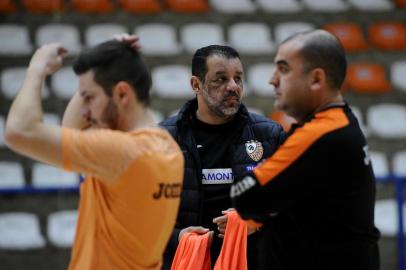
[27,63,48,78]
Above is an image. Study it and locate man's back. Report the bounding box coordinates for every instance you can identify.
[63,127,184,270]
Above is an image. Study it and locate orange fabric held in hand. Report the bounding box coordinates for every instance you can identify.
[171,211,248,270]
[213,211,248,270]
[170,232,211,270]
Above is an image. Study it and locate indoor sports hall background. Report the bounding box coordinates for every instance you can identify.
[0,0,406,269]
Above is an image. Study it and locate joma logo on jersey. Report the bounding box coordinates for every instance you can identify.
[202,168,233,184]
[153,183,182,199]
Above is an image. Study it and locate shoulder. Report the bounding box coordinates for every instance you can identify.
[247,112,285,137]
[159,115,179,138]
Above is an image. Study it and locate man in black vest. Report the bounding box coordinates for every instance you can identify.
[160,45,286,269]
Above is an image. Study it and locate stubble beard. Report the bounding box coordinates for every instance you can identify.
[202,87,241,118]
[101,99,119,130]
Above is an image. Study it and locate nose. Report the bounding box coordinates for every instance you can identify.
[269,70,278,87]
[80,107,91,120]
[226,78,240,92]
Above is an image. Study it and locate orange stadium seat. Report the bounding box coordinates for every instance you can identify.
[165,0,209,13]
[22,0,64,13]
[324,23,368,52]
[368,22,406,51]
[118,0,161,13]
[0,0,17,13]
[346,63,391,93]
[71,0,114,13]
[269,111,297,132]
[394,0,406,8]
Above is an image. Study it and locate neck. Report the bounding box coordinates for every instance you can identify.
[314,92,344,114]
[297,91,344,124]
[196,108,234,125]
[126,106,156,131]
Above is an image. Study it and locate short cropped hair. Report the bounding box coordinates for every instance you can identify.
[192,45,240,82]
[73,40,151,106]
[282,30,347,90]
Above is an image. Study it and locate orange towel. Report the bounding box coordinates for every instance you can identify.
[170,232,211,270]
[171,211,248,270]
[213,211,248,270]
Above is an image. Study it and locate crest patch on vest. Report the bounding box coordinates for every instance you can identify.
[245,140,263,162]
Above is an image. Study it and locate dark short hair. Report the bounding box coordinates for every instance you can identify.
[192,45,240,82]
[73,40,151,106]
[282,30,347,90]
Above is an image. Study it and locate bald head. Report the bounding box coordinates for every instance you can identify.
[281,30,347,90]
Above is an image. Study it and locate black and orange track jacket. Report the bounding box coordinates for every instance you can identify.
[231,104,380,270]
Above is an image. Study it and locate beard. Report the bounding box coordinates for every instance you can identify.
[89,99,119,130]
[101,99,119,129]
[201,87,241,118]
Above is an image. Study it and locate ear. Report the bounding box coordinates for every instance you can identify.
[309,68,325,92]
[190,76,202,95]
[112,81,134,106]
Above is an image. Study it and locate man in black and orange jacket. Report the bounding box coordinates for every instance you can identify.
[231,30,380,270]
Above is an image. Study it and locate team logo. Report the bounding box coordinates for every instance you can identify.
[245,140,263,162]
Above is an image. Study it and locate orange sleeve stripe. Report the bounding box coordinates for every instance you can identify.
[253,108,349,186]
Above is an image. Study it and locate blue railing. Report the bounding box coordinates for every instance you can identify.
[377,175,406,270]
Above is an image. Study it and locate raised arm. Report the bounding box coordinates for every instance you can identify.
[62,91,91,130]
[5,43,67,168]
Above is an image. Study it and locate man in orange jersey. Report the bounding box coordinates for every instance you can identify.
[231,30,380,270]
[5,40,184,269]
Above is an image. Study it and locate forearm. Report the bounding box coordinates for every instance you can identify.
[62,91,89,130]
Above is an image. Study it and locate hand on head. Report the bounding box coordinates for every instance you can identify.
[114,33,141,50]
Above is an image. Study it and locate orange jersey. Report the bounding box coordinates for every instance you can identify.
[61,127,184,270]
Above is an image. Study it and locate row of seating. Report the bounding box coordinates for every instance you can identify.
[0,211,77,249]
[0,194,404,250]
[1,60,405,100]
[0,162,79,190]
[1,20,406,56]
[0,133,406,190]
[1,0,404,14]
[0,102,404,143]
[270,104,406,139]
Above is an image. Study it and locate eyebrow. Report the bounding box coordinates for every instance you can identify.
[275,60,289,67]
[214,71,243,76]
[80,90,89,97]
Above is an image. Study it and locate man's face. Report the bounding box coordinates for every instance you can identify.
[200,55,244,118]
[269,39,313,120]
[78,70,119,129]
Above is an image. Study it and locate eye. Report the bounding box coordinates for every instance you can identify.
[214,76,225,83]
[234,76,242,84]
[278,65,289,73]
[83,95,93,103]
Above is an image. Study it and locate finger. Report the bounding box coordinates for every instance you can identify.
[189,226,210,234]
[218,234,224,238]
[213,215,227,224]
[58,46,68,54]
[114,33,129,41]
[221,208,235,214]
[218,223,226,229]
